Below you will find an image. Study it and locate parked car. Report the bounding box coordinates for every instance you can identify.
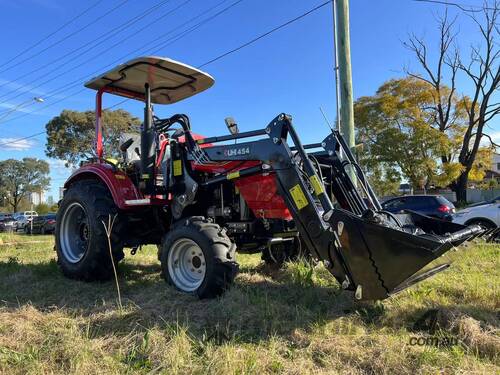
[25,213,56,234]
[468,195,500,208]
[0,214,16,232]
[13,211,38,232]
[381,195,456,221]
[453,203,499,229]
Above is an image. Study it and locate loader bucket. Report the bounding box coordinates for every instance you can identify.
[327,209,484,300]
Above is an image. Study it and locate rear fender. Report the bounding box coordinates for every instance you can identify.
[64,163,143,210]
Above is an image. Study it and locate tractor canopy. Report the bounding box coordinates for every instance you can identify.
[84,56,215,104]
[84,56,214,160]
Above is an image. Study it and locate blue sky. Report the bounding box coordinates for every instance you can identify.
[0,0,497,201]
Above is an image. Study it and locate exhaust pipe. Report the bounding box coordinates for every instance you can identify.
[141,83,156,193]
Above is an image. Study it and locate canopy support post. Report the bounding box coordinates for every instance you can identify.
[95,88,104,160]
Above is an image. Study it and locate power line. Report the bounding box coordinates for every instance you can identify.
[0,0,105,69]
[0,0,329,148]
[0,86,86,125]
[0,0,131,75]
[0,0,238,118]
[80,0,324,111]
[0,0,176,99]
[199,0,332,68]
[0,132,46,148]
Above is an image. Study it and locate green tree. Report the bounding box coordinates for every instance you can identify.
[0,158,50,213]
[45,109,140,166]
[365,163,401,198]
[355,77,463,191]
[34,203,50,215]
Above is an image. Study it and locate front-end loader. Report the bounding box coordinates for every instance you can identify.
[55,56,484,299]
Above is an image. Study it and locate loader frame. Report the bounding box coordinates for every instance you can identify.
[164,112,483,300]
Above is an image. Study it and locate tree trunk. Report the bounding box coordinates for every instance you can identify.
[452,173,468,204]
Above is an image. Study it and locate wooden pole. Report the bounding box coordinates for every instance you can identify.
[334,0,355,150]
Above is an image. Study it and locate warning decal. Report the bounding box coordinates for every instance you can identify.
[309,175,325,196]
[289,184,309,210]
[173,159,182,176]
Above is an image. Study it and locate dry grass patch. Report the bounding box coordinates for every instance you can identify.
[0,235,498,374]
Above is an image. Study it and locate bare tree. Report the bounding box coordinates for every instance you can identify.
[405,1,499,202]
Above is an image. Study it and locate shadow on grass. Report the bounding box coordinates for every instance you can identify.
[0,257,361,342]
[0,257,497,345]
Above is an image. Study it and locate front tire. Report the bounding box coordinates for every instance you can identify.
[55,180,125,281]
[160,217,238,298]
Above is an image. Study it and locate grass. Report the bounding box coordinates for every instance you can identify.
[0,232,498,374]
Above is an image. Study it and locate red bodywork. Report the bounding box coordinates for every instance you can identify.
[191,160,292,220]
[80,88,291,218]
[65,164,146,210]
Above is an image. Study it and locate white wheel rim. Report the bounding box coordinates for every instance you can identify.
[59,202,90,263]
[167,238,206,292]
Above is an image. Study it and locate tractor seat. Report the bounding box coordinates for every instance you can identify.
[119,133,141,164]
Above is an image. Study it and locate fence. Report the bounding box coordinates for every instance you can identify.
[466,188,500,203]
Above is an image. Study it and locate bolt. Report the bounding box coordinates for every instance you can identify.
[324,260,331,268]
[328,150,334,156]
[273,137,279,144]
[198,270,202,273]
[321,142,326,147]
[323,210,333,221]
[265,127,271,134]
[192,251,195,255]
[191,268,195,272]
[202,262,205,266]
[342,279,350,289]
[187,259,191,263]
[355,285,363,300]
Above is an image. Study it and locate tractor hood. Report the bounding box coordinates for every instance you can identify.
[85,56,214,104]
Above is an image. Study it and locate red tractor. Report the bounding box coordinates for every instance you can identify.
[55,56,482,299]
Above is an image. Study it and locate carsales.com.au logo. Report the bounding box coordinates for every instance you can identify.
[409,336,460,347]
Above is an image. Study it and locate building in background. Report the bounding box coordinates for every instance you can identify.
[484,153,500,183]
[28,191,45,206]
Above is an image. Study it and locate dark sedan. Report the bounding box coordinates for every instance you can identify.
[25,214,56,234]
[381,195,456,221]
[0,215,16,232]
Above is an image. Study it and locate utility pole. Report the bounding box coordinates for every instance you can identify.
[333,0,355,150]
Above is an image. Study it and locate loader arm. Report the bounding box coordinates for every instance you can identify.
[183,113,483,300]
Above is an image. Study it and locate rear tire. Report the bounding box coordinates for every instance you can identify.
[55,180,125,281]
[160,217,238,298]
[262,237,312,268]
